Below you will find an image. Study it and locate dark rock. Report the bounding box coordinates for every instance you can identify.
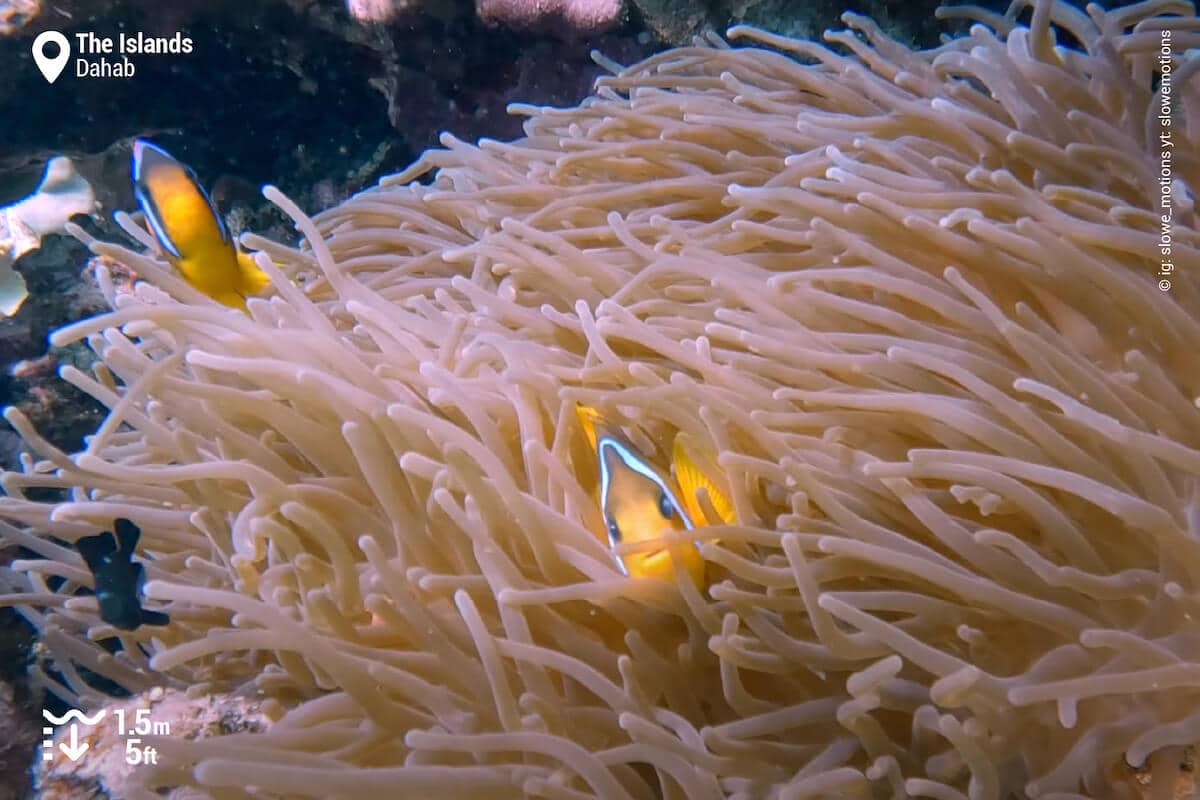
[0,560,38,800]
[0,678,39,800]
[0,233,106,471]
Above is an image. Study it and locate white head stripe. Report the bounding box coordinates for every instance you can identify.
[133,183,183,259]
[597,436,695,541]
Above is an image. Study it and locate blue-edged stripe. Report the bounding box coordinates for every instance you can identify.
[597,435,695,576]
[132,182,183,259]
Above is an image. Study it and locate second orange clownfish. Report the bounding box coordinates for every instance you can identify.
[131,139,270,310]
[576,404,734,586]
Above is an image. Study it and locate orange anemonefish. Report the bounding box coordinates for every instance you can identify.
[131,139,270,310]
[575,404,734,585]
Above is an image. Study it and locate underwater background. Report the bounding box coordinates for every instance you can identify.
[1,0,1196,797]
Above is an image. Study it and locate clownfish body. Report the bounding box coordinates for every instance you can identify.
[575,404,734,585]
[131,139,270,309]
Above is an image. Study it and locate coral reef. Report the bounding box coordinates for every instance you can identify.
[0,157,95,317]
[347,0,626,37]
[344,0,418,24]
[0,0,37,36]
[0,234,109,471]
[0,679,38,800]
[0,572,37,800]
[2,1,1199,799]
[476,0,625,36]
[0,161,104,471]
[36,687,272,799]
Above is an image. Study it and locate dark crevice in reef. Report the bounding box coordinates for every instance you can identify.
[0,543,38,800]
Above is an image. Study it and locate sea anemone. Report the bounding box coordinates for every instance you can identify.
[3,0,1199,797]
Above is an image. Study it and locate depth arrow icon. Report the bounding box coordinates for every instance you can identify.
[58,725,89,762]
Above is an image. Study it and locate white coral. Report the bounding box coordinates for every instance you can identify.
[0,156,95,316]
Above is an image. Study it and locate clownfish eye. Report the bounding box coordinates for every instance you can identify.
[607,519,622,542]
[658,490,673,519]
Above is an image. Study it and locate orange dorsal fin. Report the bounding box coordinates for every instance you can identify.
[575,403,602,454]
[673,437,735,525]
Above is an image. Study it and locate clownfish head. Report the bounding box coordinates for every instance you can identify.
[131,139,231,261]
[575,404,732,585]
[598,433,699,581]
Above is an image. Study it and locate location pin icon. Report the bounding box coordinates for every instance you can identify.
[32,31,71,84]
